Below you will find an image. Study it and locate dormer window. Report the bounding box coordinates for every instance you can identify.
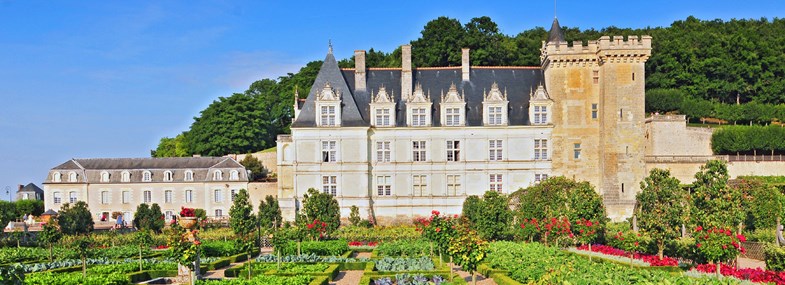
[142,171,152,182]
[529,85,553,125]
[100,171,110,182]
[533,106,548,124]
[230,170,239,180]
[406,83,432,127]
[483,82,508,126]
[371,86,396,127]
[315,82,341,127]
[121,171,130,182]
[439,83,466,127]
[184,170,194,182]
[68,172,77,182]
[53,172,62,182]
[163,171,173,182]
[213,170,223,181]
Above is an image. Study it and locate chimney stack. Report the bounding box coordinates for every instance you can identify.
[18,184,23,192]
[354,50,366,92]
[401,44,413,101]
[462,48,470,82]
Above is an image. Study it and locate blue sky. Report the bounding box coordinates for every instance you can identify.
[1,0,783,200]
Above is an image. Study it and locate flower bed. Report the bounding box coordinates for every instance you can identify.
[349,241,378,247]
[689,263,785,284]
[361,273,465,285]
[575,244,678,266]
[373,239,432,257]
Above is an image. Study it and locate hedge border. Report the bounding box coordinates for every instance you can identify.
[225,262,339,280]
[358,273,467,285]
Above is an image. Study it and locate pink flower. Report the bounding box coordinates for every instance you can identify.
[432,210,440,216]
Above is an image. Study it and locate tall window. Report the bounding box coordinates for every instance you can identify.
[490,174,503,192]
[230,189,238,202]
[411,108,427,126]
[320,105,336,126]
[489,140,503,161]
[445,108,460,126]
[322,176,337,196]
[122,171,130,182]
[446,141,460,162]
[53,192,62,204]
[375,108,391,126]
[322,141,337,162]
[143,190,151,203]
[534,139,548,160]
[165,190,173,203]
[376,141,391,162]
[122,191,130,204]
[412,175,427,196]
[101,171,110,182]
[591,103,598,119]
[213,170,223,181]
[184,171,193,181]
[214,189,223,203]
[68,172,77,182]
[412,141,427,162]
[215,209,223,217]
[574,143,582,159]
[488,106,503,125]
[69,192,77,203]
[376,176,391,196]
[53,172,61,182]
[165,211,174,221]
[142,171,152,182]
[185,190,193,203]
[535,174,548,183]
[101,191,109,204]
[163,171,173,182]
[446,175,461,195]
[533,106,547,124]
[230,170,239,180]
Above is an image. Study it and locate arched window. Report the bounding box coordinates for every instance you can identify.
[163,171,173,182]
[53,172,62,182]
[184,170,194,182]
[69,191,77,203]
[53,192,62,204]
[213,170,223,181]
[68,172,77,182]
[230,170,239,181]
[121,171,131,182]
[142,171,152,182]
[100,171,110,182]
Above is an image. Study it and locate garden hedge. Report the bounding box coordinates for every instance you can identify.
[765,244,785,272]
[711,125,785,155]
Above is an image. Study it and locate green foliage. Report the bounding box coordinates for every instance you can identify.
[24,271,130,285]
[258,195,282,232]
[462,191,512,241]
[736,179,784,230]
[240,155,267,181]
[201,240,246,257]
[645,89,685,113]
[0,264,24,285]
[151,133,190,157]
[349,205,361,226]
[229,189,256,238]
[415,211,457,255]
[690,160,744,228]
[195,275,312,285]
[166,226,201,270]
[375,257,435,272]
[637,168,686,258]
[375,240,432,257]
[132,203,165,233]
[301,188,340,235]
[693,226,745,267]
[765,243,785,272]
[38,221,62,261]
[447,218,489,273]
[0,201,17,231]
[14,199,44,217]
[57,201,93,235]
[333,226,418,242]
[712,125,785,155]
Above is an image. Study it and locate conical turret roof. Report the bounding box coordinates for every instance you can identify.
[547,18,564,43]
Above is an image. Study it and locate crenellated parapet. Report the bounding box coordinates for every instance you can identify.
[597,35,652,64]
[541,35,652,68]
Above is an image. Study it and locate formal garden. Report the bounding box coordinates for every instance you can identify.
[2,160,785,284]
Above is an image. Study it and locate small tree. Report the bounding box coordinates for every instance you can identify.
[71,235,92,278]
[57,201,94,235]
[302,188,340,235]
[133,203,165,233]
[448,218,489,285]
[194,208,207,228]
[694,226,746,275]
[38,221,62,262]
[240,155,268,181]
[348,205,361,226]
[474,191,512,241]
[637,168,686,260]
[134,230,154,271]
[258,195,282,232]
[691,160,744,229]
[229,189,256,278]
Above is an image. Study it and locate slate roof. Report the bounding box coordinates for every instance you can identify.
[53,157,238,170]
[548,18,565,43]
[18,183,43,194]
[47,157,248,183]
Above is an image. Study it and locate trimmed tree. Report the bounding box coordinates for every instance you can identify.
[133,203,165,233]
[301,188,340,235]
[637,168,686,260]
[448,217,489,285]
[690,160,744,229]
[38,221,62,262]
[134,230,154,271]
[57,201,94,235]
[258,195,282,232]
[463,191,512,241]
[71,235,93,278]
[229,188,257,278]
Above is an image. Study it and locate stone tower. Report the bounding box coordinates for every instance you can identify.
[541,18,652,221]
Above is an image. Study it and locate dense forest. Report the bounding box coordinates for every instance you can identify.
[152,16,785,158]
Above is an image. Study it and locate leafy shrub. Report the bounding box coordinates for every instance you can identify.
[712,125,785,155]
[279,240,348,256]
[333,226,418,242]
[255,253,368,263]
[746,228,776,243]
[201,240,245,257]
[375,257,435,272]
[646,88,684,113]
[375,239,432,257]
[765,244,785,272]
[301,188,340,235]
[462,191,512,241]
[24,271,130,285]
[195,275,312,285]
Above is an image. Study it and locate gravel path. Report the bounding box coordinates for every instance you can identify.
[353,252,372,258]
[450,263,497,285]
[202,262,245,279]
[329,270,364,285]
[737,257,767,270]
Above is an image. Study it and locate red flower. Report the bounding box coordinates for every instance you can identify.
[435,227,441,232]
[696,243,702,248]
[695,226,703,232]
[432,210,440,216]
[193,240,201,246]
[634,241,639,246]
[737,234,747,242]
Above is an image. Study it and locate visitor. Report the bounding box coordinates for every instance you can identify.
[116,215,124,229]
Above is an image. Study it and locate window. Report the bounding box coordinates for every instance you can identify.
[446,141,460,162]
[489,140,503,161]
[213,170,223,181]
[375,108,391,126]
[413,175,427,196]
[122,191,130,204]
[574,143,582,159]
[230,189,238,202]
[23,193,29,200]
[142,171,152,182]
[165,190,173,203]
[101,191,109,204]
[185,190,193,203]
[411,108,427,126]
[533,106,547,124]
[445,108,460,126]
[53,172,61,182]
[101,171,110,182]
[163,171,173,182]
[377,176,392,196]
[322,176,337,196]
[412,141,427,162]
[534,139,548,160]
[446,175,461,196]
[593,70,599,84]
[230,170,239,181]
[214,189,223,203]
[591,103,598,119]
[376,141,391,162]
[321,141,337,162]
[320,105,336,126]
[184,171,193,181]
[143,190,151,203]
[490,174,503,192]
[68,172,77,182]
[165,211,174,221]
[69,192,77,203]
[215,209,223,217]
[488,106,503,125]
[121,171,130,182]
[53,192,62,204]
[535,174,548,183]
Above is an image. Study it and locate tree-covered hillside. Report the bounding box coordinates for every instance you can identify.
[153,16,785,157]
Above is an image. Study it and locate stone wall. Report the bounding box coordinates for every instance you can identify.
[645,115,713,156]
[228,151,277,175]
